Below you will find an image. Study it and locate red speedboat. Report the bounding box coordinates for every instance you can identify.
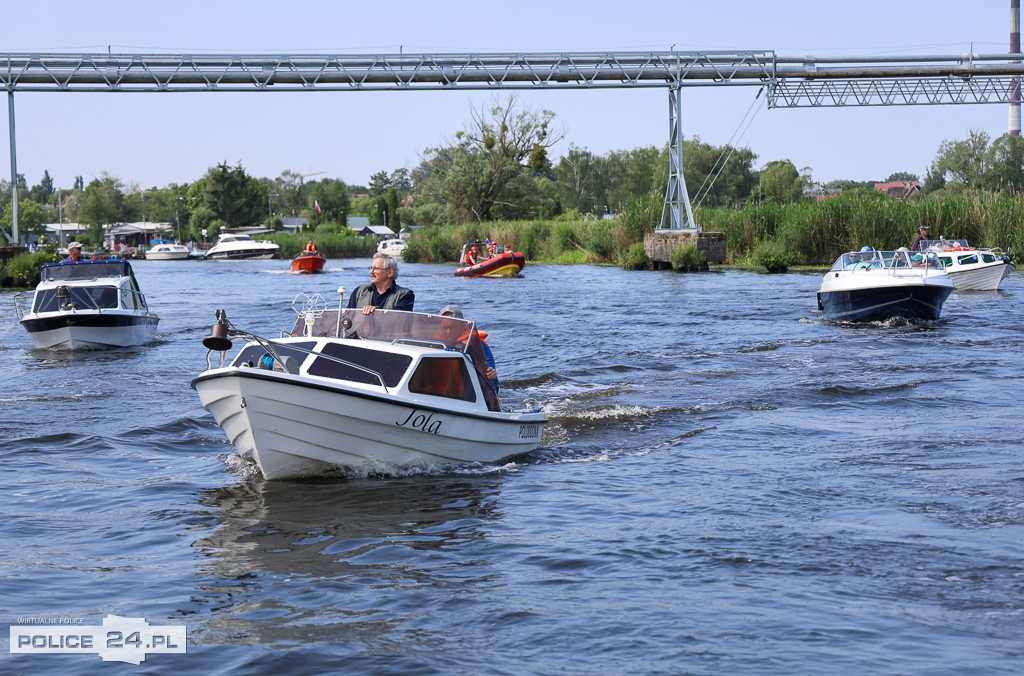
[289,251,326,275]
[454,241,525,278]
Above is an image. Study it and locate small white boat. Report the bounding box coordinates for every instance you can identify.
[191,295,546,480]
[14,259,160,349]
[817,247,954,322]
[923,239,1015,291]
[376,238,407,256]
[145,239,191,260]
[204,233,280,260]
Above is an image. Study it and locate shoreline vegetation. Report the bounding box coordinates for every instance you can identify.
[4,191,1021,287]
[400,190,1024,272]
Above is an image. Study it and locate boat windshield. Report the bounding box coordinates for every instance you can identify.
[831,250,944,272]
[923,238,970,250]
[40,260,134,281]
[33,285,121,312]
[292,309,479,351]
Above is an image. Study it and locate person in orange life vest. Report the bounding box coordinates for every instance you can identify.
[435,305,499,390]
[304,240,317,254]
[463,246,478,266]
[485,239,496,257]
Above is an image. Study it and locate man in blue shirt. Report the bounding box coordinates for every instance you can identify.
[61,241,83,263]
[346,253,414,314]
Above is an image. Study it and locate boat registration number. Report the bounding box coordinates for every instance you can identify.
[518,424,540,439]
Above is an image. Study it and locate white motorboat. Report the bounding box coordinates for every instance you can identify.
[14,259,160,349]
[817,247,954,322]
[191,294,546,480]
[376,238,407,256]
[204,233,280,260]
[923,239,1015,291]
[145,239,191,260]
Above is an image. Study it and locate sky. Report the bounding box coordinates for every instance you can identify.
[1,0,1018,193]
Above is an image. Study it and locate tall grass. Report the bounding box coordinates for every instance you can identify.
[699,191,1024,265]
[266,232,377,259]
[401,191,1024,268]
[403,217,645,265]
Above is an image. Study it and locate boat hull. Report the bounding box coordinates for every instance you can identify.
[817,283,953,322]
[192,369,545,480]
[289,254,326,274]
[21,312,160,349]
[454,252,525,277]
[204,249,277,261]
[146,251,190,260]
[946,261,1012,291]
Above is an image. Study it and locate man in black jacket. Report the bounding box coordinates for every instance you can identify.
[346,253,415,314]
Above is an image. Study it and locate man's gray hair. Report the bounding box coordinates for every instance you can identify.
[373,252,399,278]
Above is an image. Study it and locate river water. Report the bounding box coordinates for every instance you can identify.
[1,259,1022,674]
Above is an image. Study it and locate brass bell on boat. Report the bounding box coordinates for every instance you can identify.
[203,309,233,352]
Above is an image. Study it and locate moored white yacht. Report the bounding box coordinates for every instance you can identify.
[145,239,191,260]
[923,239,1015,291]
[191,294,546,480]
[14,259,160,349]
[204,232,280,260]
[376,238,407,256]
[817,247,954,322]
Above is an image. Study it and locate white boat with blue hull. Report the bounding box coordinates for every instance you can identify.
[191,295,546,480]
[14,259,160,350]
[817,248,954,322]
[203,232,280,260]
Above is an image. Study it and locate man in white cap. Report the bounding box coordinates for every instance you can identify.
[62,242,83,263]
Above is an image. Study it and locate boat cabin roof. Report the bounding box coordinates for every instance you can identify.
[40,260,136,282]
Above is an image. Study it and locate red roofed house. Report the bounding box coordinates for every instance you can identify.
[874,180,921,200]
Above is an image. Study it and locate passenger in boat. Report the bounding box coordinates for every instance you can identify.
[911,225,930,252]
[61,242,83,263]
[304,240,317,254]
[485,239,496,257]
[346,253,414,314]
[436,304,499,390]
[463,246,478,266]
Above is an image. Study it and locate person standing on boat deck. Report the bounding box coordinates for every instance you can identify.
[61,242,83,263]
[346,252,414,314]
[436,304,499,390]
[911,225,931,252]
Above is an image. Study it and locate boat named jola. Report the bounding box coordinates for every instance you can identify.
[191,293,546,479]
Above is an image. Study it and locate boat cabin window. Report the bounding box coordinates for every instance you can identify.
[307,342,411,387]
[407,356,477,403]
[232,341,317,371]
[957,254,979,265]
[32,285,120,312]
[982,253,997,263]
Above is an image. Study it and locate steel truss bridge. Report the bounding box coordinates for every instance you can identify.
[4,50,1024,240]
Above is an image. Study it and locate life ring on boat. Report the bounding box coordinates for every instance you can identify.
[943,247,966,252]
